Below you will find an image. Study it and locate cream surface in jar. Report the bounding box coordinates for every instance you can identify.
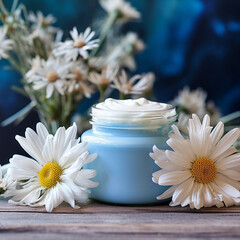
[82,98,177,204]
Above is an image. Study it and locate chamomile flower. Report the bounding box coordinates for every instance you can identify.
[0,165,16,197]
[53,27,99,61]
[106,32,144,70]
[7,122,98,212]
[100,0,140,22]
[172,87,221,133]
[172,87,207,118]
[89,64,119,87]
[26,57,73,98]
[150,114,240,209]
[0,26,14,59]
[28,11,58,48]
[0,165,8,194]
[111,70,154,96]
[66,61,88,92]
[29,11,57,33]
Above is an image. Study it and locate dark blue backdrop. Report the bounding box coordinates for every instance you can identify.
[0,0,240,164]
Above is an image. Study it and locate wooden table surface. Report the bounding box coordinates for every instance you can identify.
[1,199,240,240]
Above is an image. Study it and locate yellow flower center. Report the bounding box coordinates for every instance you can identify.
[38,162,62,188]
[191,157,216,184]
[46,71,58,82]
[73,40,86,48]
[73,70,83,81]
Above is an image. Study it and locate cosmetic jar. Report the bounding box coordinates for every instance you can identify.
[81,98,177,204]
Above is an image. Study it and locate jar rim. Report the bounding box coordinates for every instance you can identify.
[90,102,177,128]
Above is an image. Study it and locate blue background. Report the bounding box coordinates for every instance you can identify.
[0,0,240,164]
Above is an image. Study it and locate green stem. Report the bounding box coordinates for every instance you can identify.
[0,0,9,15]
[98,86,106,102]
[120,92,129,100]
[90,10,120,57]
[11,0,18,12]
[219,111,240,124]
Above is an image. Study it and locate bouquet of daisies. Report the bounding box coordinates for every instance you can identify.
[0,0,155,133]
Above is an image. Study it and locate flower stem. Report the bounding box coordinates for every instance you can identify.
[0,0,9,15]
[120,92,129,100]
[98,86,106,102]
[90,10,120,57]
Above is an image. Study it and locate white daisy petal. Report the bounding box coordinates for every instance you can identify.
[158,170,191,186]
[172,178,194,204]
[210,128,240,159]
[156,185,178,200]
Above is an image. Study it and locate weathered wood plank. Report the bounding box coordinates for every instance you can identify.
[1,199,240,239]
[1,212,240,239]
[1,199,240,213]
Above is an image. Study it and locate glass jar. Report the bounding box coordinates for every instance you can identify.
[81,99,177,204]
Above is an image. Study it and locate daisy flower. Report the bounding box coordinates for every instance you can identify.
[89,64,119,87]
[66,60,93,98]
[150,114,240,209]
[0,26,14,60]
[172,87,221,133]
[29,11,57,32]
[88,57,106,71]
[111,70,154,96]
[26,57,74,98]
[7,122,98,212]
[106,32,144,70]
[0,165,9,195]
[0,165,16,197]
[100,0,140,22]
[53,27,99,61]
[172,87,207,118]
[28,11,58,48]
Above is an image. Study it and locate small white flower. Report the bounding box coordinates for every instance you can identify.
[53,27,99,61]
[172,87,221,132]
[5,7,24,28]
[111,70,154,96]
[206,101,221,126]
[150,114,240,209]
[100,0,140,22]
[26,57,74,98]
[7,122,98,212]
[28,11,58,48]
[172,87,207,117]
[88,57,106,71]
[89,64,119,87]
[66,60,94,99]
[106,32,144,70]
[0,165,8,193]
[0,165,16,197]
[124,32,145,52]
[0,26,14,59]
[29,11,57,32]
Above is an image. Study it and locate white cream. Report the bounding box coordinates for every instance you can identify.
[91,98,177,126]
[95,98,170,111]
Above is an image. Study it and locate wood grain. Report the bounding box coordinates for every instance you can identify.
[1,199,240,239]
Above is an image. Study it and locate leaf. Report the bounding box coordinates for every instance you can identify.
[220,111,240,124]
[1,101,36,127]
